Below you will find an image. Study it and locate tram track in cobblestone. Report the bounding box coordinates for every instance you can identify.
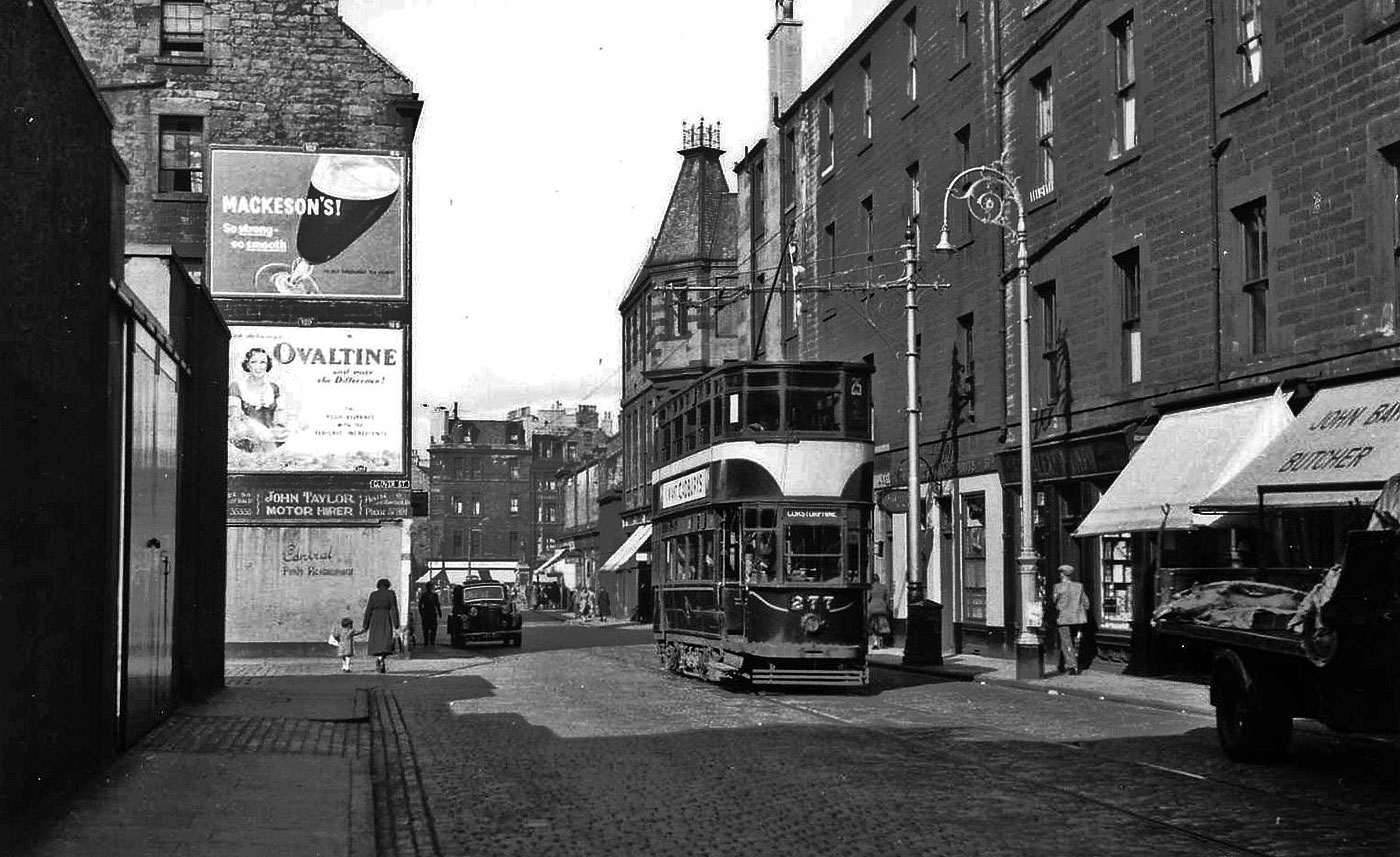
[862,687,1384,818]
[578,644,1391,857]
[751,682,1395,857]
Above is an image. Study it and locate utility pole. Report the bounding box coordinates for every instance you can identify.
[903,222,923,611]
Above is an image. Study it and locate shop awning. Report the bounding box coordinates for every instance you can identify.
[416,569,502,585]
[600,524,652,573]
[530,548,567,577]
[1074,390,1294,537]
[1197,376,1400,511]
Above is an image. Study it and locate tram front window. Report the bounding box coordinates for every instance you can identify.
[746,390,780,432]
[785,523,843,582]
[788,388,839,431]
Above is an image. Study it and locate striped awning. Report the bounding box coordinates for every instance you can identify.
[601,524,652,572]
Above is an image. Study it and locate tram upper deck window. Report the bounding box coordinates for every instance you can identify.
[697,400,711,446]
[745,389,780,432]
[846,375,871,436]
[683,406,698,452]
[787,371,841,432]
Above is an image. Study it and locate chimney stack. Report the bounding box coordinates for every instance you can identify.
[769,1,802,122]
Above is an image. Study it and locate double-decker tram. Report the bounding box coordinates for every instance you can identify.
[650,361,874,687]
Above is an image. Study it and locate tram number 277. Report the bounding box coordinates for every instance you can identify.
[791,595,836,611]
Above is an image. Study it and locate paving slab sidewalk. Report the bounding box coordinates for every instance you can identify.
[869,647,1214,717]
[13,656,474,857]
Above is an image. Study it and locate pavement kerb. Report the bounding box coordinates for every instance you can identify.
[870,658,1216,718]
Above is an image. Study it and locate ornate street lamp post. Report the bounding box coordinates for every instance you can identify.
[934,163,1044,680]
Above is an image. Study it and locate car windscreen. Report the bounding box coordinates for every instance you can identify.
[461,584,506,602]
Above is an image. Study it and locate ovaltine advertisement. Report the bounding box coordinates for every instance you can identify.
[209,148,404,298]
[228,325,404,473]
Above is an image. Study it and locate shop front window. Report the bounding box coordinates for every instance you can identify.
[961,494,987,623]
[1100,535,1134,630]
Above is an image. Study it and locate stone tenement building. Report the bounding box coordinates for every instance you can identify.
[57,0,423,657]
[717,0,1400,667]
[57,0,421,264]
[616,120,742,602]
[424,407,613,584]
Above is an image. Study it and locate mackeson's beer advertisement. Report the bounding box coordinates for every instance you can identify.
[228,325,404,473]
[209,148,404,298]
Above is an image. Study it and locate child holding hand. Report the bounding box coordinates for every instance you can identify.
[332,617,364,672]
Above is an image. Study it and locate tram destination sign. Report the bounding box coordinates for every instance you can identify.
[659,469,710,509]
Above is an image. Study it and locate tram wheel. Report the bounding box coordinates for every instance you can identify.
[663,643,682,674]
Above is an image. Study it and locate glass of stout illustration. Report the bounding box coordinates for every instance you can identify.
[256,154,400,295]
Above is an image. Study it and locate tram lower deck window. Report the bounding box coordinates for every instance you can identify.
[785,523,843,581]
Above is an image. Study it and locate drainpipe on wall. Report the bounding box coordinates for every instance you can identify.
[991,0,1011,443]
[1206,0,1226,390]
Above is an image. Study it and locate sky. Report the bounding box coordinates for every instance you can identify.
[336,0,887,450]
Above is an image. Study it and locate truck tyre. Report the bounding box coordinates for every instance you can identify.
[1213,657,1293,762]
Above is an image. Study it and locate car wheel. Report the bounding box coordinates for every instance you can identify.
[1213,659,1292,763]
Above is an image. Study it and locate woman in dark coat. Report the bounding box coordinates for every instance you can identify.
[363,577,401,673]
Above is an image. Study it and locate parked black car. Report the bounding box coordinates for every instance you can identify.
[447,582,523,647]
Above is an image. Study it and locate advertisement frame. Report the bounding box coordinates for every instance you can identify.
[208,145,408,302]
[226,322,408,477]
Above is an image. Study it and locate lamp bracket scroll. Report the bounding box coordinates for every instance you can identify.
[935,161,1027,252]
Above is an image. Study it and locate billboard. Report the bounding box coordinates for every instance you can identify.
[228,325,404,473]
[210,148,404,298]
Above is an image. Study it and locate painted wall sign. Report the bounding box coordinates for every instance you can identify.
[659,468,710,509]
[227,325,404,473]
[225,526,402,644]
[209,148,405,298]
[227,486,410,523]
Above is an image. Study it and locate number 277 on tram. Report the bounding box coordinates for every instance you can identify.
[650,361,875,687]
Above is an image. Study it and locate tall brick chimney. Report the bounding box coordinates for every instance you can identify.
[768,0,802,122]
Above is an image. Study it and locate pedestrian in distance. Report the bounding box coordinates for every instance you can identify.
[867,573,892,651]
[332,617,363,673]
[418,585,441,647]
[363,577,401,674]
[1053,564,1091,674]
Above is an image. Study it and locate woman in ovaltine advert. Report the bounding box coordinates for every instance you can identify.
[228,345,299,454]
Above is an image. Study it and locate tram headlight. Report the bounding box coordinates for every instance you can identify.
[468,606,478,618]
[800,613,824,634]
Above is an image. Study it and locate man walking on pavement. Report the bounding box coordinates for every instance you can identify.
[1053,564,1090,674]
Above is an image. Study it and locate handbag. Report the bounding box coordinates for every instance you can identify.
[327,631,339,647]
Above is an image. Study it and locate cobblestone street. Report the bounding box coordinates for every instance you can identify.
[376,618,1400,857]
